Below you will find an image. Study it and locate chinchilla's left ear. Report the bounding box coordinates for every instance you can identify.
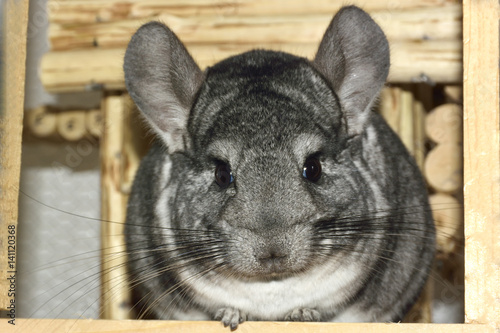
[314,6,390,136]
[123,21,204,153]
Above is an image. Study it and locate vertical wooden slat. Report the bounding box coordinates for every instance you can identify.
[463,0,500,329]
[0,0,29,312]
[100,94,131,319]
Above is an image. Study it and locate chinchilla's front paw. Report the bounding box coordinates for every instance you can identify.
[285,308,321,321]
[214,307,247,330]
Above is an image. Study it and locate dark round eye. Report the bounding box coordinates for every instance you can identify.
[302,157,322,182]
[215,162,234,188]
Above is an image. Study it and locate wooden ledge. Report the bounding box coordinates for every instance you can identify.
[0,320,495,333]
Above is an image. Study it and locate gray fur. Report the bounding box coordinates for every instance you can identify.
[124,6,435,329]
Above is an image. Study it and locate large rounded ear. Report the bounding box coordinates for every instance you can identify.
[314,6,389,136]
[124,22,203,153]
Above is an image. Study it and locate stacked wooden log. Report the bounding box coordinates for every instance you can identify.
[41,0,462,92]
[24,107,103,141]
[424,92,464,259]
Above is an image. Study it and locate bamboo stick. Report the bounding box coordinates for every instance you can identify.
[40,40,462,93]
[47,5,462,51]
[48,0,461,24]
[100,95,132,320]
[399,89,415,156]
[379,87,426,169]
[0,0,29,312]
[463,0,500,328]
[413,99,426,170]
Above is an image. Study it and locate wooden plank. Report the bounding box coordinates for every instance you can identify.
[0,0,29,313]
[462,0,500,329]
[47,6,462,51]
[47,0,461,24]
[0,319,494,333]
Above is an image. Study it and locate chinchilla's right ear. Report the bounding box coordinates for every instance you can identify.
[124,22,204,153]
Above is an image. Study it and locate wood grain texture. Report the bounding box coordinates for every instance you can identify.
[47,6,461,51]
[0,319,494,333]
[40,40,462,93]
[0,0,29,311]
[463,0,500,329]
[47,0,461,23]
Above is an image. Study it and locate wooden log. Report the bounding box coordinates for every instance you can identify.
[56,110,87,141]
[1,319,495,333]
[25,107,58,138]
[86,109,103,138]
[47,0,461,24]
[100,95,132,320]
[41,48,126,92]
[426,104,463,144]
[47,5,462,51]
[463,0,500,328]
[40,40,462,93]
[444,85,463,104]
[0,0,29,311]
[429,193,463,255]
[424,143,463,194]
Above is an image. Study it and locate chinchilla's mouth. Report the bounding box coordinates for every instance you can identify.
[222,254,315,282]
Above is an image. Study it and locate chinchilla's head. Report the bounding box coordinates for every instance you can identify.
[124,6,390,280]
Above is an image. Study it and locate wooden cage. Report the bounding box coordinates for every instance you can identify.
[1,0,498,332]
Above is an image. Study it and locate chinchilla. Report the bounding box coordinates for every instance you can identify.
[123,5,435,330]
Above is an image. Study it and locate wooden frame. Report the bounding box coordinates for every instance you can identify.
[1,0,498,332]
[0,0,29,315]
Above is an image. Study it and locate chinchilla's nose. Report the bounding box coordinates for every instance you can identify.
[257,245,289,272]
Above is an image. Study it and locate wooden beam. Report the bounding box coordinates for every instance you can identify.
[47,0,461,24]
[40,40,462,93]
[0,319,495,333]
[463,0,500,329]
[47,6,461,51]
[0,0,29,313]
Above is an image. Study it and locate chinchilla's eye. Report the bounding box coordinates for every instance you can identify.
[215,162,234,188]
[302,157,322,182]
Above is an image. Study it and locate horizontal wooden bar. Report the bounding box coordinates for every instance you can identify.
[40,40,462,93]
[47,0,460,23]
[0,319,494,333]
[48,5,461,51]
